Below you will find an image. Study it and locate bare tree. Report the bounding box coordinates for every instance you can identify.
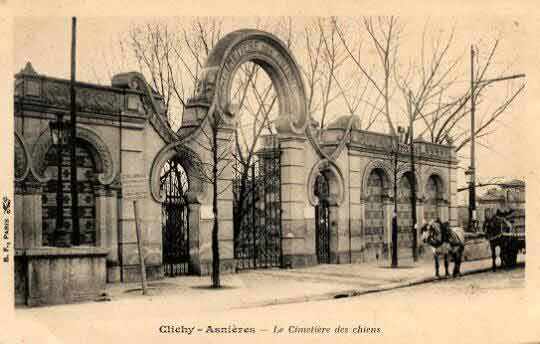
[333,17,524,154]
[334,16,404,135]
[394,24,525,153]
[186,112,234,288]
[126,18,225,129]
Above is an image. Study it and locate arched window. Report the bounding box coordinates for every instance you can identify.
[42,140,97,246]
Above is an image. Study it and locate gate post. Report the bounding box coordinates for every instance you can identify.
[186,198,201,275]
[279,135,312,268]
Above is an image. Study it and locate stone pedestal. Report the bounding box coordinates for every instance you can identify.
[15,247,108,306]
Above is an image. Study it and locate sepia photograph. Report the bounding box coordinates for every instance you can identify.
[2,2,540,343]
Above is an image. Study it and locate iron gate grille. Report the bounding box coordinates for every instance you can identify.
[315,174,331,264]
[161,158,190,276]
[233,144,282,270]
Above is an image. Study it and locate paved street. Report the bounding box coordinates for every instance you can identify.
[9,262,538,344]
[104,254,525,309]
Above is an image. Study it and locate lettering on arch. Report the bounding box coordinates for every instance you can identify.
[194,29,308,135]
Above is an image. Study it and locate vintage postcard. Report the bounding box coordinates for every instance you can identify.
[1,1,540,343]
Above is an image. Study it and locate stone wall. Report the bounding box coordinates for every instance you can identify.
[14,67,175,299]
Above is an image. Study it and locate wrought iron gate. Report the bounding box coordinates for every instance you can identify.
[315,174,331,264]
[161,158,190,276]
[233,143,282,270]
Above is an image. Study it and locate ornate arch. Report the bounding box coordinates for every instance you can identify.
[193,29,308,135]
[15,131,31,182]
[306,159,345,206]
[30,124,116,185]
[149,144,205,203]
[361,160,391,200]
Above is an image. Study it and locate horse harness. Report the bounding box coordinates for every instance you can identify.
[427,222,449,248]
[486,216,512,241]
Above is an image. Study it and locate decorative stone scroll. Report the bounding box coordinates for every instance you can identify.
[149,145,205,203]
[192,29,308,135]
[30,125,116,185]
[112,71,177,144]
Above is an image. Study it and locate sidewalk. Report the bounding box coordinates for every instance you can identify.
[103,255,525,311]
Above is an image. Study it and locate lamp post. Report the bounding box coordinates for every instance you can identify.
[49,113,70,247]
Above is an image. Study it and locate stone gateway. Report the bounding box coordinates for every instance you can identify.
[13,29,458,306]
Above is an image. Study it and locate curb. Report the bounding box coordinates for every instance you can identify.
[237,264,511,309]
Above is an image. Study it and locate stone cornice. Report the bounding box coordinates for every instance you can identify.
[344,142,457,165]
[14,70,177,144]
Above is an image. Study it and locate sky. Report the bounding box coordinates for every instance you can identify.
[13,16,533,204]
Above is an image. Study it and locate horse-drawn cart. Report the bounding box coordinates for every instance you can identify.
[483,208,525,269]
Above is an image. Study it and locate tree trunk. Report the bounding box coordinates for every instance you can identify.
[211,123,221,288]
[392,141,398,268]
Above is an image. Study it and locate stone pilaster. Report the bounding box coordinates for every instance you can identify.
[348,154,363,262]
[384,198,393,261]
[448,164,459,227]
[186,201,201,274]
[96,185,119,282]
[416,200,424,226]
[279,135,313,268]
[20,179,43,248]
[439,201,449,223]
[14,181,25,250]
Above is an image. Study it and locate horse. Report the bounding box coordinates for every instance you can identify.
[420,219,465,278]
[483,210,514,271]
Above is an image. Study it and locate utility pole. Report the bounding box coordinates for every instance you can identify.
[468,44,525,232]
[391,137,398,268]
[408,91,418,261]
[70,17,80,245]
[468,45,476,232]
